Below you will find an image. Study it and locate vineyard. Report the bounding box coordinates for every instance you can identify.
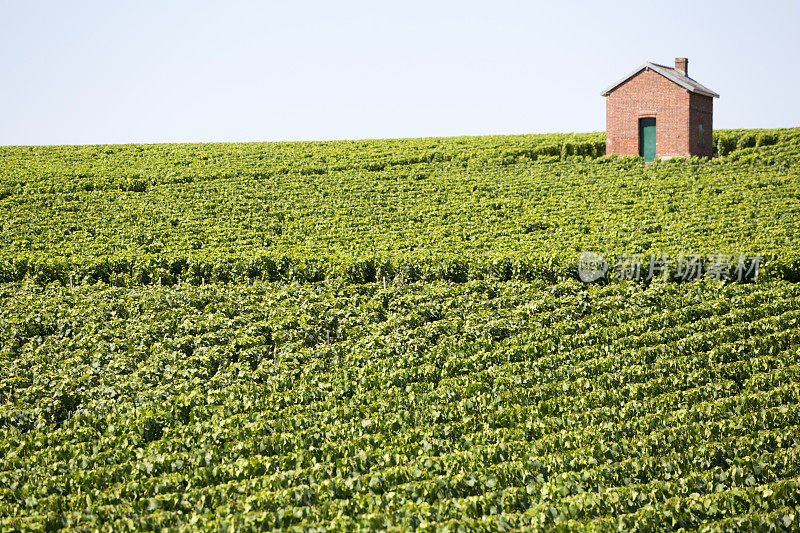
[1,128,800,530]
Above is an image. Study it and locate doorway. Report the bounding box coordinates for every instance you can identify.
[639,117,656,162]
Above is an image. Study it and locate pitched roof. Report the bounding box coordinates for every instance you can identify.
[601,62,720,98]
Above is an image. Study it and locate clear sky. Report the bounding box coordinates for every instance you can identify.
[1,0,798,146]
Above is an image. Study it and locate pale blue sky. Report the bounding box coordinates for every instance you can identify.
[1,0,798,146]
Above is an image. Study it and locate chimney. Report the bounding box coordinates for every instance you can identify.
[675,57,688,76]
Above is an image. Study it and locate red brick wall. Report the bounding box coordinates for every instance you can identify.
[605,68,700,159]
[688,93,714,158]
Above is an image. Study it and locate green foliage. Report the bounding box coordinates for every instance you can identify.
[1,128,800,530]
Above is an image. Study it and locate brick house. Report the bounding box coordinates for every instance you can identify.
[601,58,719,162]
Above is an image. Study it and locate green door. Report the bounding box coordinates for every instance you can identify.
[639,117,656,162]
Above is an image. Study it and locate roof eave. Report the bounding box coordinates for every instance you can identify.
[600,64,647,96]
[601,61,720,98]
[693,89,720,98]
[647,62,720,98]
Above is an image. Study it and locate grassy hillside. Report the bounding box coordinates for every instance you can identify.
[1,128,800,531]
